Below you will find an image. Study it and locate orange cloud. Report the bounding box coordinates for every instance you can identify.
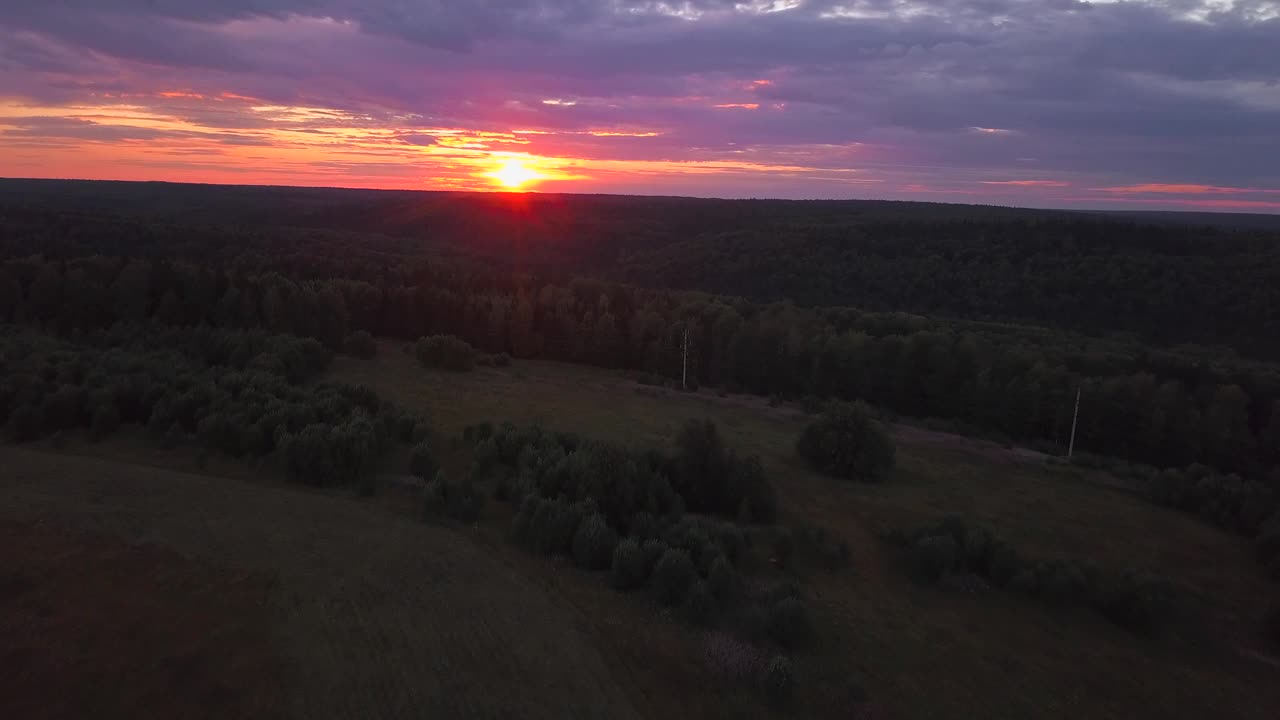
[1098,183,1280,195]
[980,180,1070,187]
[714,103,760,110]
[586,130,661,137]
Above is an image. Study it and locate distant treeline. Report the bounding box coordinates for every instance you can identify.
[0,324,424,491]
[3,248,1280,482]
[6,180,1280,357]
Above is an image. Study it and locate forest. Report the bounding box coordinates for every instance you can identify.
[4,182,1280,486]
[6,178,1280,357]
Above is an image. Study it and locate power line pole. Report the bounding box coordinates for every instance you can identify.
[681,326,689,391]
[1067,384,1081,460]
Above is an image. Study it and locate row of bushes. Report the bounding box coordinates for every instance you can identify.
[1082,455,1280,580]
[1,325,424,490]
[1147,465,1280,578]
[892,516,1197,635]
[442,419,831,703]
[411,334,511,372]
[452,421,820,649]
[467,419,780,526]
[508,492,814,647]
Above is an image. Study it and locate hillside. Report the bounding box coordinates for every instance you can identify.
[4,350,1279,719]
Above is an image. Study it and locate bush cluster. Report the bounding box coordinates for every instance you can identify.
[796,401,896,483]
[0,326,418,492]
[409,441,438,481]
[468,418,821,678]
[671,419,779,523]
[476,352,512,367]
[478,420,778,536]
[414,334,477,371]
[1150,464,1278,539]
[610,539,647,590]
[763,655,794,704]
[342,330,377,358]
[1072,457,1280,578]
[778,524,852,571]
[423,472,484,523]
[1264,601,1280,652]
[896,516,1193,634]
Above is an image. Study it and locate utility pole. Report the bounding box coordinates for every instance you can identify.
[681,326,689,391]
[1067,384,1081,460]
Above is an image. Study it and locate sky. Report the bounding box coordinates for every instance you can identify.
[2,1,1279,211]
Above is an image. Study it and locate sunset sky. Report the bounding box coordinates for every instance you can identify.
[2,1,1278,210]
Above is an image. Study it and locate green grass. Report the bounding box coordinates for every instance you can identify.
[0,447,654,720]
[2,343,1275,720]
[323,343,1280,720]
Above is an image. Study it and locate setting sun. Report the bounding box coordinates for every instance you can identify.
[487,159,542,189]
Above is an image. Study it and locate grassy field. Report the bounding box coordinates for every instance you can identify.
[1,343,1277,719]
[326,343,1280,720]
[0,447,658,720]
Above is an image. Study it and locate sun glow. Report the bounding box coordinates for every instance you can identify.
[486,158,543,189]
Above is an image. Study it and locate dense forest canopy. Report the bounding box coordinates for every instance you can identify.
[4,178,1279,358]
[3,179,1280,483]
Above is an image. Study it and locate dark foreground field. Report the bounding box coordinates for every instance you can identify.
[3,348,1279,719]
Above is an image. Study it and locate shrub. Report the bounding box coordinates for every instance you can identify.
[414,335,477,372]
[342,331,377,358]
[796,401,896,483]
[7,404,41,442]
[641,538,670,574]
[684,580,717,625]
[652,548,697,605]
[573,513,619,571]
[409,441,437,480]
[89,403,121,440]
[795,524,852,570]
[511,493,540,544]
[422,472,483,523]
[773,531,795,570]
[768,596,813,649]
[704,632,768,683]
[1264,601,1280,652]
[530,498,587,556]
[1094,571,1180,634]
[422,475,446,518]
[1256,513,1280,565]
[611,538,648,590]
[163,421,186,449]
[1037,560,1092,605]
[671,418,778,521]
[708,555,738,604]
[910,534,958,583]
[763,655,794,704]
[627,511,659,540]
[446,478,484,524]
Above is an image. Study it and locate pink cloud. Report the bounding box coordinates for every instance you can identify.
[980,180,1070,187]
[1097,183,1280,195]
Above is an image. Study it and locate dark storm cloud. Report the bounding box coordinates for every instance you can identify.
[1,1,1278,199]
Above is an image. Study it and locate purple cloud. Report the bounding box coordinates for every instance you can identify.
[0,1,1277,205]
